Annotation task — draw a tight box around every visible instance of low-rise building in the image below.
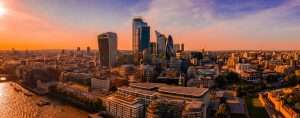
[105,95,144,118]
[91,78,110,91]
[157,86,210,118]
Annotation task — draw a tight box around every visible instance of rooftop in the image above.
[107,95,142,106]
[184,101,204,112]
[118,86,157,96]
[158,87,209,98]
[129,83,167,90]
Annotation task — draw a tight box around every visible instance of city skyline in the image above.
[1,0,300,50]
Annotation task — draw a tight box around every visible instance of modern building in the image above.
[155,31,167,57]
[157,86,210,118]
[132,17,150,63]
[98,32,118,68]
[105,95,145,118]
[90,78,110,91]
[150,42,157,56]
[117,86,157,107]
[141,65,155,82]
[165,35,175,60]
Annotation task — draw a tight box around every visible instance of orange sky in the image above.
[0,0,300,51]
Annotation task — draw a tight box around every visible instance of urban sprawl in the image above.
[1,17,300,118]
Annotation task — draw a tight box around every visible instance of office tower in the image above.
[98,32,118,68]
[165,35,175,60]
[76,47,82,57]
[132,17,150,63]
[87,46,91,54]
[150,42,157,56]
[155,31,167,57]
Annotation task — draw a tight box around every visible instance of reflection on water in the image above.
[0,82,88,118]
[0,77,6,81]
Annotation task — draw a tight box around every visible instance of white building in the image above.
[105,95,144,118]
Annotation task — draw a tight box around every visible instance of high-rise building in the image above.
[77,47,81,52]
[132,17,150,63]
[150,42,157,56]
[166,35,175,60]
[98,32,118,68]
[155,31,167,57]
[87,46,91,53]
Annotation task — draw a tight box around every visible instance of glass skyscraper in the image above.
[132,17,150,63]
[98,32,118,68]
[155,31,167,58]
[166,35,175,60]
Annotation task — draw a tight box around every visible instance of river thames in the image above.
[0,81,88,118]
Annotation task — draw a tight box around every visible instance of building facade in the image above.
[155,31,167,58]
[132,17,150,64]
[98,32,118,68]
[105,95,145,118]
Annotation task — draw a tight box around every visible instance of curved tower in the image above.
[165,35,175,60]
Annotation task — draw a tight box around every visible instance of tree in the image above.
[147,99,183,118]
[215,75,226,88]
[295,102,300,111]
[215,103,231,118]
[284,73,299,86]
[265,74,280,83]
[224,72,239,83]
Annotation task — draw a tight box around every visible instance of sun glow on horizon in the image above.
[0,2,6,17]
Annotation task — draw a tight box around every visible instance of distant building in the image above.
[132,17,150,64]
[165,35,175,60]
[98,32,118,68]
[90,78,110,91]
[150,42,157,56]
[86,46,91,55]
[235,63,252,73]
[141,65,155,82]
[174,43,184,52]
[155,31,167,58]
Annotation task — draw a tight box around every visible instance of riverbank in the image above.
[48,85,104,113]
[14,81,47,95]
[0,82,88,118]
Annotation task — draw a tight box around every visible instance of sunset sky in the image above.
[0,0,300,50]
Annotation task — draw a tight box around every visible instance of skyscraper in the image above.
[155,31,167,58]
[166,35,175,60]
[132,17,150,64]
[98,32,118,68]
[150,42,157,56]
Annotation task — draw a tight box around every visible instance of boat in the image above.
[13,87,21,92]
[36,99,51,107]
[24,92,34,97]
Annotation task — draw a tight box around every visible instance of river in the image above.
[0,80,88,118]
